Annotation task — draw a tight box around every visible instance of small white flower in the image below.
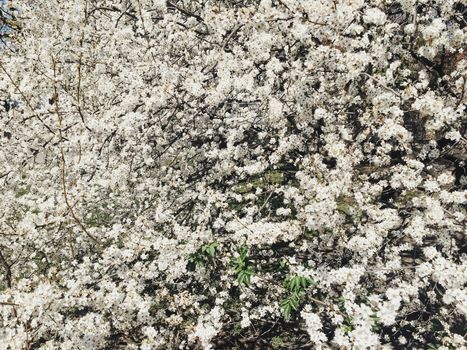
[363,8,387,26]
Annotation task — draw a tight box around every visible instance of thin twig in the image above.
[0,61,56,135]
[76,0,92,131]
[51,56,101,247]
[0,248,12,288]
[221,24,243,52]
[0,301,19,306]
[360,72,401,97]
[167,1,204,22]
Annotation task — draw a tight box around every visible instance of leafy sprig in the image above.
[233,244,254,286]
[280,274,316,319]
[187,242,219,269]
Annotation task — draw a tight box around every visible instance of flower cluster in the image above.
[0,0,466,349]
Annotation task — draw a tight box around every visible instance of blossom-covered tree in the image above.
[0,0,466,349]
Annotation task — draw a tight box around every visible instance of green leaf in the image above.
[237,267,254,285]
[233,244,254,286]
[279,258,287,272]
[280,298,293,319]
[280,291,304,318]
[289,294,299,309]
[203,242,218,257]
[285,275,314,293]
[370,314,381,331]
[343,316,354,334]
[239,244,248,260]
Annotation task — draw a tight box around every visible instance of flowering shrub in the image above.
[0,0,466,349]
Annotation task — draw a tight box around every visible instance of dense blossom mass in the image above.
[0,0,466,349]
